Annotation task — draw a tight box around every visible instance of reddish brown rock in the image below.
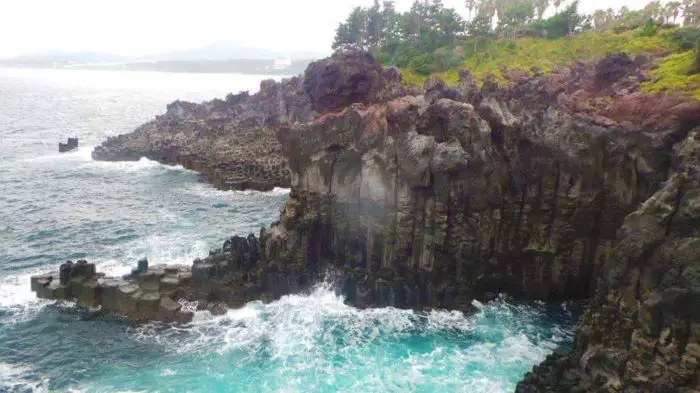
[303,50,384,114]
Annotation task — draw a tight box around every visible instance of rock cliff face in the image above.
[516,132,700,392]
[260,53,700,312]
[92,76,314,191]
[35,51,700,391]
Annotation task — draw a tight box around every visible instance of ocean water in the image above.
[0,67,579,393]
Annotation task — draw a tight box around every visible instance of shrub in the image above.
[434,47,462,72]
[669,27,700,51]
[409,52,438,75]
[635,19,658,37]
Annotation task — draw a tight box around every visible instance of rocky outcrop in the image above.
[35,51,700,390]
[31,259,194,323]
[303,50,414,114]
[92,76,314,191]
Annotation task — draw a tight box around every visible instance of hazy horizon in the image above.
[1,0,653,58]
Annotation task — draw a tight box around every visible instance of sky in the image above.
[0,0,653,58]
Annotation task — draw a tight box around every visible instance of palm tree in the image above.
[593,9,607,29]
[535,0,549,19]
[553,0,563,13]
[478,0,496,19]
[494,0,509,20]
[682,0,694,25]
[643,1,662,21]
[666,1,681,24]
[465,0,478,20]
[605,8,616,25]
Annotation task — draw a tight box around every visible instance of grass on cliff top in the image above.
[398,28,699,100]
[641,51,700,100]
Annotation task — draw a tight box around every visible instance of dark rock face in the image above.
[92,76,314,191]
[34,51,700,391]
[303,50,384,114]
[59,137,78,153]
[516,130,700,392]
[594,53,634,90]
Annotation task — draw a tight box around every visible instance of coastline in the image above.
[32,50,700,392]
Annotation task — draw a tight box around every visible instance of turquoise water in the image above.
[0,67,579,393]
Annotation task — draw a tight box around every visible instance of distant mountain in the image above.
[0,44,325,75]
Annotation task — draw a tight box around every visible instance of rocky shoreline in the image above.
[33,50,700,392]
[91,77,313,191]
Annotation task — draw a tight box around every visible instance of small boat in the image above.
[59,137,79,153]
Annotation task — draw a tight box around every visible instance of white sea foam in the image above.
[185,182,291,199]
[23,144,95,164]
[125,284,569,393]
[0,362,50,393]
[0,270,51,324]
[87,156,189,174]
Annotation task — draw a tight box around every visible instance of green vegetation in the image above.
[332,0,700,99]
[431,29,678,86]
[642,48,700,99]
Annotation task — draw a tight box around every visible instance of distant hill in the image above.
[0,43,325,75]
[146,42,325,61]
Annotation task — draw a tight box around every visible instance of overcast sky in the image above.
[0,0,653,58]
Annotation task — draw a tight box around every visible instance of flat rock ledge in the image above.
[31,260,194,323]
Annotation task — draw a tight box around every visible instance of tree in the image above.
[332,7,369,51]
[381,1,400,41]
[605,8,616,25]
[529,1,589,37]
[689,0,700,26]
[553,0,563,13]
[617,6,630,22]
[666,1,682,24]
[401,0,425,42]
[535,0,550,19]
[465,0,478,20]
[469,10,493,51]
[499,0,535,39]
[479,0,497,19]
[593,9,607,29]
[366,0,383,48]
[643,1,662,22]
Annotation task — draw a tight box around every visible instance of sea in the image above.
[0,67,579,393]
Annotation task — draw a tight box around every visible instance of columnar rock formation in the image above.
[31,259,194,323]
[34,51,700,391]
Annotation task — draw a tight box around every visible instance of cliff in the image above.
[92,76,314,191]
[35,51,700,391]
